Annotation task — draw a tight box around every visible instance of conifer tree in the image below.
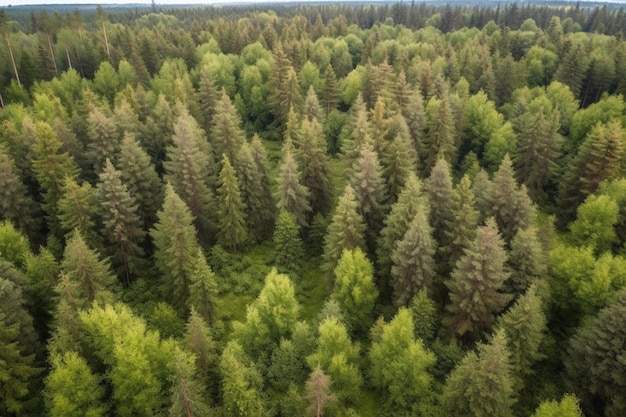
[86,104,121,175]
[97,159,145,286]
[444,218,510,340]
[321,64,339,116]
[472,169,493,222]
[332,248,378,335]
[506,227,546,295]
[57,177,99,247]
[422,95,456,173]
[220,340,265,417]
[60,230,116,309]
[369,309,436,416]
[377,174,428,289]
[0,149,39,238]
[143,94,175,174]
[118,134,163,231]
[489,154,534,243]
[296,118,333,216]
[168,348,211,417]
[184,308,216,385]
[497,284,546,391]
[211,91,247,169]
[188,249,218,325]
[273,209,304,274]
[444,174,479,269]
[531,395,584,417]
[381,127,418,204]
[151,184,202,316]
[305,366,335,417]
[250,135,276,240]
[303,86,323,123]
[340,97,372,169]
[164,106,216,242]
[425,158,455,257]
[198,65,218,132]
[350,144,387,254]
[323,185,367,274]
[217,154,247,252]
[45,351,106,417]
[390,208,436,307]
[276,145,311,228]
[307,318,362,404]
[441,330,515,417]
[403,90,426,169]
[566,289,626,417]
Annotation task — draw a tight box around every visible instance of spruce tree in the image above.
[444,174,479,269]
[86,104,120,175]
[220,340,265,417]
[349,144,387,255]
[211,91,247,169]
[332,248,378,335]
[303,85,324,123]
[0,149,39,238]
[118,134,163,231]
[441,330,515,417]
[275,145,311,228]
[305,366,335,417]
[322,185,367,274]
[97,158,145,286]
[151,184,202,316]
[198,65,218,133]
[390,208,436,307]
[164,106,216,242]
[444,218,511,341]
[184,308,216,386]
[381,127,418,204]
[531,395,584,417]
[250,135,276,240]
[425,158,455,270]
[273,209,304,274]
[57,177,99,247]
[168,348,211,417]
[188,249,218,325]
[321,64,340,116]
[422,95,456,174]
[506,227,546,295]
[217,154,248,252]
[296,118,332,216]
[234,141,269,242]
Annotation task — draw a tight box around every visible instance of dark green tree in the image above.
[422,95,456,174]
[425,158,455,263]
[273,209,303,274]
[57,177,99,247]
[444,218,510,341]
[86,104,120,175]
[250,135,276,240]
[188,249,218,325]
[217,154,247,252]
[211,91,246,169]
[97,158,145,286]
[276,145,311,228]
[444,174,479,269]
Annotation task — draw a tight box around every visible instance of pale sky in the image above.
[0,0,254,6]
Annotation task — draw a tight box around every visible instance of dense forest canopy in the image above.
[1,2,626,417]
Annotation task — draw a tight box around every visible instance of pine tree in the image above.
[506,227,546,295]
[45,351,106,417]
[164,106,216,242]
[425,158,455,262]
[220,340,265,417]
[350,144,387,255]
[381,126,418,204]
[0,149,39,238]
[118,134,163,231]
[296,118,332,216]
[390,208,436,307]
[441,330,515,417]
[444,174,479,269]
[369,309,436,416]
[151,184,202,316]
[332,248,378,335]
[497,284,546,391]
[143,94,175,174]
[97,158,145,286]
[217,154,247,252]
[211,91,247,169]
[198,65,218,133]
[273,209,304,274]
[184,308,216,386]
[86,104,121,175]
[323,185,367,274]
[444,218,511,341]
[303,86,323,123]
[422,95,456,174]
[321,64,340,116]
[340,96,372,169]
[275,145,311,228]
[305,366,335,417]
[472,169,493,221]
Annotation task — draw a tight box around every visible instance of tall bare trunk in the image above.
[46,33,58,76]
[65,46,72,69]
[4,31,21,87]
[102,22,111,61]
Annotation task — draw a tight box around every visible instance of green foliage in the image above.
[569,194,619,254]
[273,209,303,274]
[220,340,265,417]
[217,154,248,252]
[369,308,436,416]
[276,145,311,228]
[305,366,336,417]
[57,177,99,246]
[168,347,212,417]
[531,395,583,417]
[332,248,378,335]
[0,221,31,269]
[45,351,106,417]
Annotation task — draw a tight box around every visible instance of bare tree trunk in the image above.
[4,31,21,87]
[0,92,4,108]
[65,46,72,69]
[102,22,111,61]
[46,33,58,76]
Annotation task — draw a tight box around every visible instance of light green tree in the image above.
[217,154,248,252]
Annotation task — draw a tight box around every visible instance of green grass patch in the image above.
[295,257,329,323]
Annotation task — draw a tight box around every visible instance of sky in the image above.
[0,0,262,6]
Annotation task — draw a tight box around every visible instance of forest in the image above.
[1,2,626,417]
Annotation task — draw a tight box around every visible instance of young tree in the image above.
[273,209,304,273]
[369,309,436,417]
[441,330,515,417]
[390,208,436,307]
[0,150,39,238]
[184,308,216,385]
[425,158,455,265]
[444,218,510,341]
[97,159,145,286]
[57,177,99,247]
[211,91,246,169]
[220,340,265,417]
[381,126,418,204]
[422,95,456,173]
[531,395,584,417]
[188,249,218,325]
[332,248,378,335]
[296,118,332,216]
[250,135,276,240]
[305,366,335,417]
[569,194,619,254]
[86,104,120,175]
[322,185,367,274]
[45,351,106,417]
[217,154,247,252]
[506,227,546,295]
[444,174,479,269]
[168,347,211,417]
[276,145,311,228]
